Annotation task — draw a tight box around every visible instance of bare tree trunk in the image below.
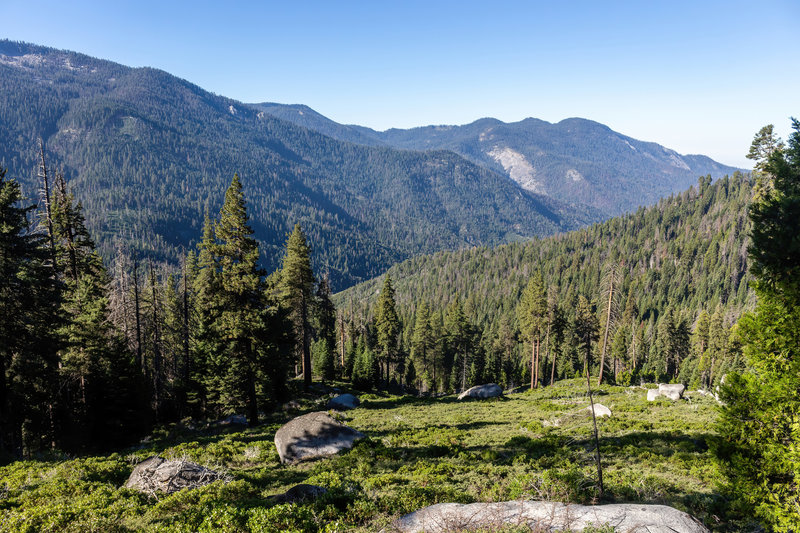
[37,141,57,272]
[245,342,258,427]
[181,257,190,414]
[597,280,614,386]
[301,292,311,391]
[544,323,551,386]
[55,171,78,282]
[529,338,536,390]
[132,254,143,376]
[461,346,467,392]
[585,350,604,499]
[339,314,346,370]
[432,349,437,395]
[149,262,162,418]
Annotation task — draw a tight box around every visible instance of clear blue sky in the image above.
[2,0,798,167]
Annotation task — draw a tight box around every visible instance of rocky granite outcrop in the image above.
[386,501,709,533]
[125,456,227,495]
[647,383,686,401]
[457,384,503,400]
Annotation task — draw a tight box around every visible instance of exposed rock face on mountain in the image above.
[124,456,227,495]
[387,501,709,533]
[257,104,743,218]
[457,384,503,400]
[274,411,365,464]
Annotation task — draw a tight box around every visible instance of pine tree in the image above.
[314,275,337,381]
[191,210,220,416]
[517,271,547,389]
[411,302,434,391]
[0,167,60,456]
[716,119,800,531]
[574,295,599,377]
[214,174,268,426]
[375,275,400,386]
[278,224,315,391]
[691,310,711,389]
[444,298,471,392]
[51,171,134,450]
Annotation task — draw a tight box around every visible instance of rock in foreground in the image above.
[274,411,365,464]
[125,456,227,495]
[387,501,708,533]
[458,384,503,400]
[327,393,360,410]
[647,383,686,401]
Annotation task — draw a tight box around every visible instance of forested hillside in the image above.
[258,104,742,216]
[0,40,586,290]
[335,172,753,393]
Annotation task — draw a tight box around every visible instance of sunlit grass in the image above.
[0,379,729,532]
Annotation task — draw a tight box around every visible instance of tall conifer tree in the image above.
[375,275,400,386]
[517,271,547,389]
[0,167,59,456]
[278,224,315,391]
[214,174,267,425]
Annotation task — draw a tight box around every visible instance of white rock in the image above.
[647,383,685,401]
[458,384,503,400]
[386,501,709,533]
[584,402,612,417]
[658,383,685,400]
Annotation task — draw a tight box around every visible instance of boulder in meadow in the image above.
[274,411,365,464]
[457,384,502,400]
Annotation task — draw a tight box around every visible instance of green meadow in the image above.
[0,380,731,532]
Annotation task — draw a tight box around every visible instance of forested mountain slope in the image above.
[337,172,754,342]
[259,104,742,217]
[0,40,588,290]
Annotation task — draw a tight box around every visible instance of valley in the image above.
[0,33,798,533]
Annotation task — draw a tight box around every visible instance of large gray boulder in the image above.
[458,384,503,400]
[327,393,360,411]
[274,411,365,464]
[124,456,227,495]
[387,501,708,533]
[648,383,686,401]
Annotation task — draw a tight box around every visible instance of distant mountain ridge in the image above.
[254,104,743,216]
[0,40,587,290]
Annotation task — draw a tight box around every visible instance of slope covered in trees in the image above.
[0,154,326,456]
[335,172,753,392]
[257,104,742,217]
[0,40,589,290]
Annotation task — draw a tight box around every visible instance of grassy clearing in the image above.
[0,379,731,532]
